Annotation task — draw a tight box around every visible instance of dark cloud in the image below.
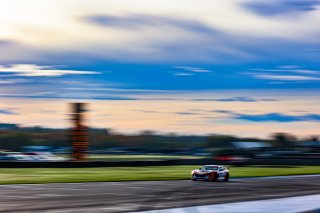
[84,14,216,34]
[176,112,200,115]
[191,97,278,102]
[212,110,234,114]
[243,0,320,16]
[215,97,256,102]
[0,109,16,115]
[209,110,320,122]
[233,113,320,122]
[132,110,160,114]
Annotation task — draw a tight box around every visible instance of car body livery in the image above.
[191,165,229,181]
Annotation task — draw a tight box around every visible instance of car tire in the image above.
[224,173,229,182]
[212,173,218,182]
[192,174,197,181]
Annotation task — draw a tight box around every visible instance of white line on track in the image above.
[233,174,320,181]
[138,194,320,213]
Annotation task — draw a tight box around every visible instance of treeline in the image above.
[0,126,317,152]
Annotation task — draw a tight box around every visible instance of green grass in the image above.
[0,166,319,184]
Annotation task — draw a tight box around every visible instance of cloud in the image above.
[0,0,319,65]
[174,66,212,73]
[0,79,30,84]
[0,93,139,100]
[213,110,320,122]
[191,97,277,102]
[292,70,320,75]
[85,14,216,34]
[0,109,16,115]
[277,65,300,69]
[0,64,101,77]
[64,87,171,93]
[215,97,258,102]
[250,68,320,75]
[172,66,212,77]
[233,113,320,122]
[243,0,320,16]
[252,74,320,81]
[173,72,194,76]
[176,112,200,115]
[246,66,320,82]
[133,110,160,114]
[212,110,234,114]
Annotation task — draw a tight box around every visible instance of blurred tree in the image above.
[301,135,319,143]
[309,135,319,142]
[206,135,237,148]
[0,132,34,151]
[270,132,297,148]
[0,126,267,153]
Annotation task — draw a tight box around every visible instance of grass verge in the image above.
[0,166,319,184]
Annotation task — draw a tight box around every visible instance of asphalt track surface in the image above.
[0,175,319,213]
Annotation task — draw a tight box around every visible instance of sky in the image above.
[0,0,320,138]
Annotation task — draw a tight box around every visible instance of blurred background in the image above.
[1,0,320,212]
[0,112,319,163]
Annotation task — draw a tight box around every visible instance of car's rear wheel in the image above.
[224,173,229,182]
[212,173,218,181]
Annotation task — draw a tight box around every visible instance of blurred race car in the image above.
[191,165,229,181]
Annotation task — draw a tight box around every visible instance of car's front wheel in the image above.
[192,174,197,181]
[224,173,229,182]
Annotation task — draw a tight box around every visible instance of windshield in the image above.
[204,166,219,170]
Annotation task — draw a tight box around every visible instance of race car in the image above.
[191,165,229,181]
